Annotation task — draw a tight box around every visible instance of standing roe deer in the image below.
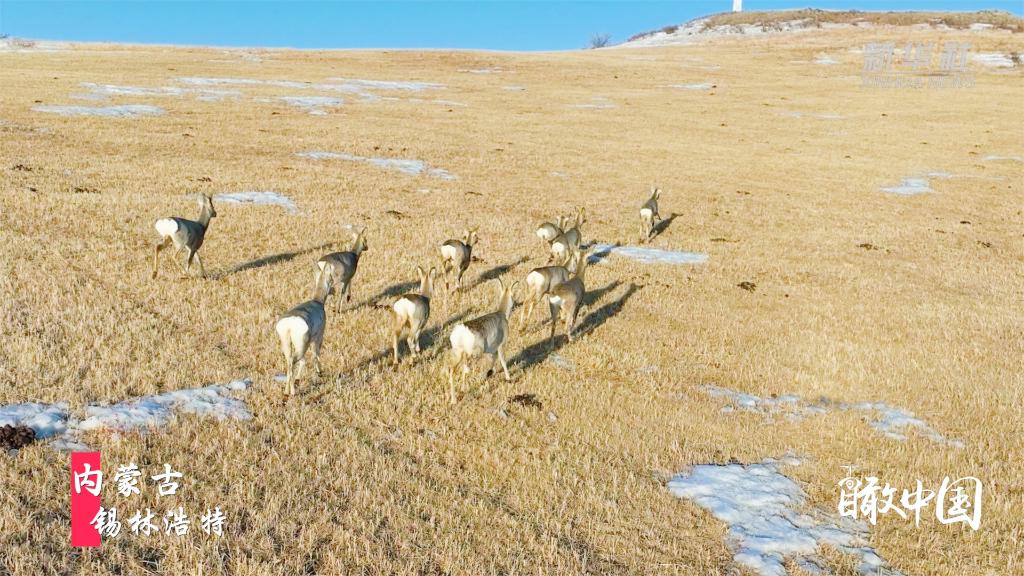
[152,194,217,279]
[447,279,518,403]
[391,266,437,365]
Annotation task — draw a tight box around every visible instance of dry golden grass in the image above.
[702,9,1024,32]
[0,23,1021,575]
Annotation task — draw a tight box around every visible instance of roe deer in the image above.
[439,227,478,291]
[549,207,585,267]
[152,194,217,279]
[546,248,590,346]
[391,266,437,365]
[275,269,333,397]
[518,264,571,331]
[535,216,565,244]
[316,227,368,310]
[639,187,661,243]
[447,279,518,404]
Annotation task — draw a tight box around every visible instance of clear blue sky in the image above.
[1,1,1021,51]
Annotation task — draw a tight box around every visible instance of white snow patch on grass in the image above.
[880,177,932,195]
[699,384,963,447]
[459,67,503,74]
[502,85,526,91]
[982,154,1023,162]
[278,96,343,115]
[667,82,714,90]
[80,82,240,101]
[588,244,708,265]
[814,54,840,65]
[0,402,71,439]
[33,104,165,118]
[215,192,299,214]
[569,97,616,110]
[971,53,1016,68]
[668,459,899,576]
[297,151,457,180]
[0,379,252,450]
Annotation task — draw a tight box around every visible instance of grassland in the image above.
[0,21,1022,575]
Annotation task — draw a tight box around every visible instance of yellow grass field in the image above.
[1,20,1022,575]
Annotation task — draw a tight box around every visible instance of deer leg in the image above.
[151,238,170,279]
[548,301,559,347]
[447,355,460,404]
[193,252,206,279]
[497,346,510,381]
[392,326,402,366]
[485,352,497,379]
[312,336,323,378]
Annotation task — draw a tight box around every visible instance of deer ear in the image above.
[416,265,425,279]
[429,267,437,278]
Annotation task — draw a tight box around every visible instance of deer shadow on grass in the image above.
[213,241,337,279]
[509,282,641,373]
[650,212,680,240]
[467,255,530,289]
[348,280,420,312]
[346,309,472,373]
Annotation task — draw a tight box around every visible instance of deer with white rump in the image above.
[315,227,368,310]
[639,187,661,243]
[391,266,437,365]
[549,207,585,268]
[275,269,333,398]
[518,262,571,332]
[447,278,518,404]
[152,194,217,279]
[546,248,590,346]
[439,227,478,292]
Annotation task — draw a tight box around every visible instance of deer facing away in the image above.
[152,194,217,279]
[275,268,333,397]
[439,227,478,291]
[639,187,661,243]
[447,278,518,404]
[391,266,437,365]
[546,248,590,346]
[316,227,368,310]
[518,264,571,332]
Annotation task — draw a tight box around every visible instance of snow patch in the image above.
[667,82,714,90]
[668,458,900,576]
[215,192,299,214]
[880,177,932,195]
[982,154,1023,162]
[588,244,708,265]
[297,151,457,180]
[33,104,165,118]
[699,384,963,447]
[814,54,840,65]
[971,53,1016,68]
[278,96,343,115]
[0,379,252,450]
[568,97,616,110]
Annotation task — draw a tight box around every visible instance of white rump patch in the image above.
[154,218,179,237]
[393,297,417,319]
[439,244,459,261]
[526,270,545,289]
[33,104,165,118]
[669,458,901,576]
[449,324,478,354]
[297,151,457,180]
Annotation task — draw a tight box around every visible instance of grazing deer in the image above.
[546,248,590,346]
[439,227,478,291]
[639,187,662,243]
[447,279,518,404]
[151,194,217,279]
[316,227,368,310]
[518,264,571,331]
[549,207,585,267]
[275,269,333,397]
[391,266,437,365]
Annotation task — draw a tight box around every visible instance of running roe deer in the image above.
[151,194,217,279]
[549,207,585,267]
[518,264,571,331]
[316,227,368,310]
[546,248,590,346]
[439,227,478,291]
[639,187,661,243]
[275,268,333,397]
[447,278,518,404]
[391,266,437,365]
[535,216,566,244]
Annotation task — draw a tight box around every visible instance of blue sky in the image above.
[1,1,1021,51]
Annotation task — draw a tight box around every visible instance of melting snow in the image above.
[278,96,343,115]
[699,384,963,447]
[0,379,252,450]
[667,82,714,90]
[982,154,1023,162]
[880,177,932,195]
[215,191,299,214]
[569,97,616,110]
[33,104,165,118]
[668,458,900,576]
[588,244,708,265]
[297,151,457,180]
[814,54,840,65]
[971,53,1016,68]
[502,85,526,91]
